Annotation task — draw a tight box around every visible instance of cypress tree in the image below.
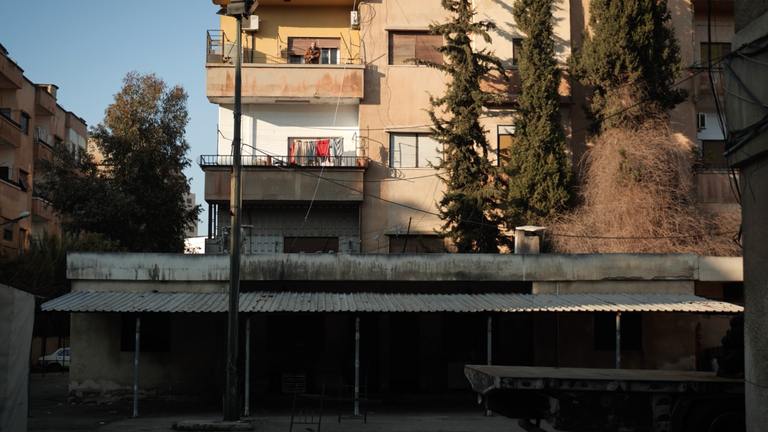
[506,0,573,227]
[412,0,508,253]
[568,0,687,131]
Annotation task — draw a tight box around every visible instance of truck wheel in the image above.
[684,400,745,432]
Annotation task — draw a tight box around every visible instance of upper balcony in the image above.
[0,52,23,90]
[35,85,57,116]
[205,3,363,103]
[199,154,368,203]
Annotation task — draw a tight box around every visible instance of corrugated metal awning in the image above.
[41,291,743,314]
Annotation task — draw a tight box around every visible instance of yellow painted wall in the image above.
[220,6,360,64]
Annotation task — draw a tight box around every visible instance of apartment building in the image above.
[0,44,87,255]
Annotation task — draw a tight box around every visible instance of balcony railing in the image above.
[206,30,362,66]
[34,125,52,146]
[199,154,368,168]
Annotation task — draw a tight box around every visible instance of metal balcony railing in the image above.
[199,154,368,168]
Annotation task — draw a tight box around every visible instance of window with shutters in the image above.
[389,133,441,168]
[389,31,443,65]
[512,38,523,66]
[496,125,515,166]
[287,37,341,64]
[700,42,731,67]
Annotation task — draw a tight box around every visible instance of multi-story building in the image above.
[0,43,87,255]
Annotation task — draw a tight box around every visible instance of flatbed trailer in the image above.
[465,365,744,432]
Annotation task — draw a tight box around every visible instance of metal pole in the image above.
[245,316,250,417]
[486,315,492,417]
[224,15,244,422]
[616,313,621,370]
[133,317,141,418]
[355,316,360,416]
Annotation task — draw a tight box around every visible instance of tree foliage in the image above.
[40,72,199,253]
[568,0,687,131]
[506,0,573,227]
[413,0,508,253]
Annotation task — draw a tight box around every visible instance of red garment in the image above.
[316,139,330,161]
[290,141,296,163]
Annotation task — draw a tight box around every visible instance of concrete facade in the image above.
[725,5,768,429]
[0,44,87,254]
[62,252,742,400]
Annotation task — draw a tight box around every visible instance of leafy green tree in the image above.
[40,72,199,252]
[413,0,508,253]
[506,0,573,227]
[568,0,687,131]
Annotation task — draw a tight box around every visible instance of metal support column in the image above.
[224,15,244,422]
[486,315,492,417]
[616,313,621,369]
[245,316,250,417]
[355,316,360,416]
[133,317,141,418]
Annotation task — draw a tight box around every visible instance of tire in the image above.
[684,399,745,432]
[47,362,62,373]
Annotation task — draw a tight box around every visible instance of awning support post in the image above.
[616,313,621,369]
[486,315,492,417]
[355,315,360,416]
[133,317,141,418]
[245,316,250,417]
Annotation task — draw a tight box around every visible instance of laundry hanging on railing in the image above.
[290,138,346,166]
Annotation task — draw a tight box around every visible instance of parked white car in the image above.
[38,347,70,372]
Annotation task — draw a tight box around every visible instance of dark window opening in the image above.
[284,237,339,253]
[723,282,744,304]
[3,227,12,242]
[20,112,30,135]
[512,38,523,66]
[700,42,732,67]
[120,313,172,352]
[388,235,446,253]
[594,313,642,351]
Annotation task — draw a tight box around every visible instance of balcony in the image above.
[31,197,55,222]
[205,28,364,103]
[200,154,367,203]
[694,69,724,100]
[0,114,21,148]
[35,86,57,116]
[0,53,23,89]
[33,139,54,163]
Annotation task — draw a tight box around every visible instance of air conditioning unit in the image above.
[697,113,707,129]
[351,11,360,28]
[243,15,259,32]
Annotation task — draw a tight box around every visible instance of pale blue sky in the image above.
[0,1,222,236]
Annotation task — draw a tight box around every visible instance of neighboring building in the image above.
[184,192,198,238]
[0,43,88,255]
[45,253,742,400]
[201,0,737,253]
[724,1,768,428]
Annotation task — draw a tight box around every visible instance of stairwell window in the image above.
[389,31,443,65]
[389,133,440,168]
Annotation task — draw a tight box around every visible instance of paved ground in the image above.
[28,373,556,432]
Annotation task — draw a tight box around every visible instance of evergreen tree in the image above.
[40,72,199,252]
[412,0,507,253]
[568,0,687,131]
[507,0,573,227]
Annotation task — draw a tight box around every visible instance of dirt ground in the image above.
[27,372,555,432]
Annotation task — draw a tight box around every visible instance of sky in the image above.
[0,1,222,236]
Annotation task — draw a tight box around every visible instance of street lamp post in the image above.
[217,0,258,422]
[1,211,30,231]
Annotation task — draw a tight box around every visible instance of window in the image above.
[512,38,523,66]
[594,313,642,351]
[3,225,12,242]
[0,109,10,120]
[496,125,515,166]
[700,42,732,67]
[287,37,341,64]
[389,31,443,65]
[20,112,30,135]
[389,133,440,168]
[388,235,446,253]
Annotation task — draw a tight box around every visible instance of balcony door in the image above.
[288,37,341,64]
